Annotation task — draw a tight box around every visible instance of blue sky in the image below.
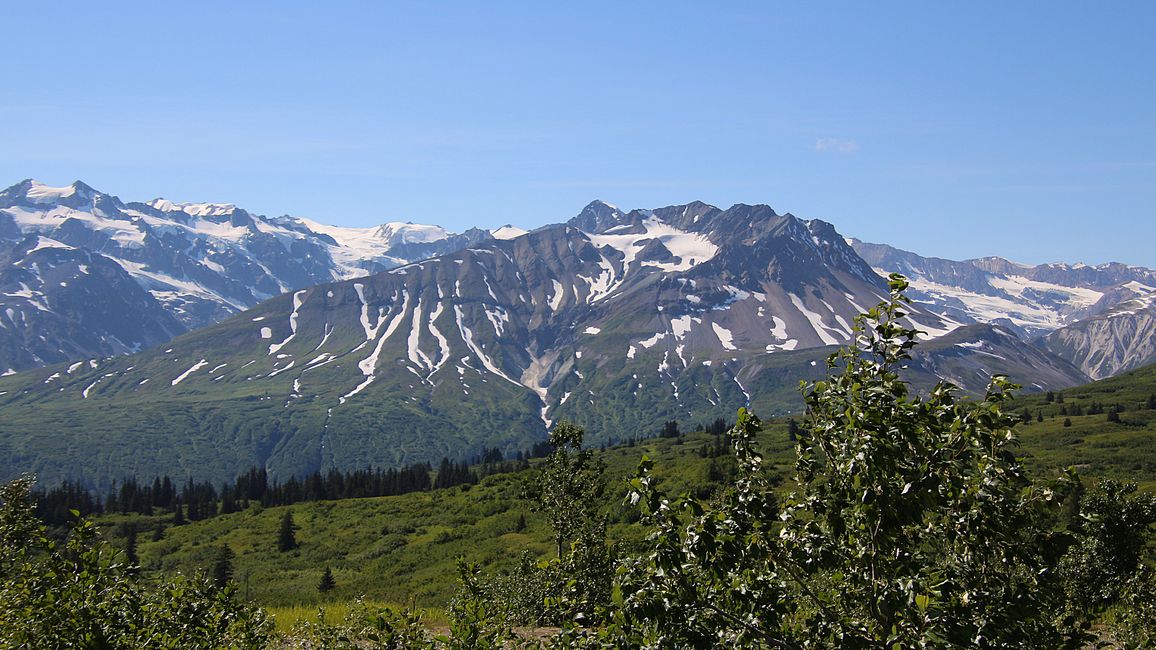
[2,2,1153,266]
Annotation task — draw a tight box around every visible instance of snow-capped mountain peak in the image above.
[0,179,492,371]
[147,198,239,218]
[24,180,88,203]
[4,179,101,208]
[491,225,528,240]
[373,222,452,245]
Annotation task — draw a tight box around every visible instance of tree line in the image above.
[31,446,538,527]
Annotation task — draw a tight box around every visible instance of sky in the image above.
[2,2,1153,266]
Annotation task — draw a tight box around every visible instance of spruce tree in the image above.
[317,566,336,593]
[277,511,298,552]
[123,525,138,575]
[211,544,234,589]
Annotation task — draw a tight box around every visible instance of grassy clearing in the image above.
[265,600,447,633]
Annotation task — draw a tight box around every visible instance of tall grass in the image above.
[266,600,447,633]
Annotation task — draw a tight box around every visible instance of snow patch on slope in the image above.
[712,322,737,350]
[268,290,306,355]
[171,359,208,386]
[789,293,842,346]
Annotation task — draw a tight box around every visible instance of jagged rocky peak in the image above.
[2,179,103,210]
[574,200,783,239]
[567,199,627,232]
[563,200,883,294]
[491,224,528,240]
[647,201,724,232]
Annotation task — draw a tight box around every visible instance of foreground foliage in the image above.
[0,475,271,648]
[554,276,1156,648]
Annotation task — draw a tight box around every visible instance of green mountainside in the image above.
[82,362,1156,613]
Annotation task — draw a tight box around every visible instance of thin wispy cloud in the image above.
[814,137,859,154]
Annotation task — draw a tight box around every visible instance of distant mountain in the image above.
[851,240,1156,336]
[0,201,1087,488]
[851,239,1156,377]
[0,236,184,370]
[1040,292,1156,380]
[0,179,489,372]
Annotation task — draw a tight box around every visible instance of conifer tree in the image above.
[211,544,234,589]
[277,511,298,552]
[317,566,336,593]
[123,524,138,575]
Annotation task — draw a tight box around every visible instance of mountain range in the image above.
[851,240,1156,378]
[5,186,1136,488]
[0,179,497,373]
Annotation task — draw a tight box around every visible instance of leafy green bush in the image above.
[0,474,271,648]
[450,421,614,629]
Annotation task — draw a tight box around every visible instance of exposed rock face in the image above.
[1041,296,1156,379]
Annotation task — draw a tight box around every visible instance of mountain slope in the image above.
[851,239,1156,339]
[0,202,1088,488]
[1040,291,1156,379]
[0,179,489,372]
[0,235,185,372]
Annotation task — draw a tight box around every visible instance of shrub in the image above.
[0,475,271,647]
